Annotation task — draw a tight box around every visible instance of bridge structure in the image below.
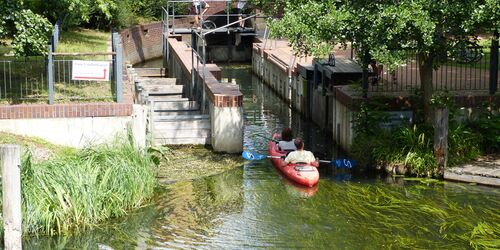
[131,0,260,153]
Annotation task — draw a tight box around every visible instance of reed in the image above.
[1,136,158,236]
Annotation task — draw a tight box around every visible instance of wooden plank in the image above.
[1,145,22,250]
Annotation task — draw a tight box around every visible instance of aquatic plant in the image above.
[1,136,158,236]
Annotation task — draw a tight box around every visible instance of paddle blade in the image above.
[333,159,356,169]
[242,151,267,161]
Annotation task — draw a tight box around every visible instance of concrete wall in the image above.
[210,106,244,152]
[252,46,355,151]
[0,105,147,148]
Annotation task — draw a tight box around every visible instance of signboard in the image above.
[380,111,413,129]
[72,60,110,81]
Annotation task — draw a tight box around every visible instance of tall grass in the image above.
[1,136,158,236]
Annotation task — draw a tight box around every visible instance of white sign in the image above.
[380,111,413,129]
[72,60,110,81]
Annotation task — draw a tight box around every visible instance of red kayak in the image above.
[268,133,319,187]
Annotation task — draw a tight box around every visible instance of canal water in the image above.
[26,64,499,249]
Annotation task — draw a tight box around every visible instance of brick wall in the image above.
[0,103,133,120]
[120,22,164,65]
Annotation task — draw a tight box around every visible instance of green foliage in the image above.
[12,9,52,56]
[0,136,158,236]
[430,91,455,109]
[351,101,390,136]
[350,102,487,177]
[465,104,500,153]
[0,1,52,56]
[448,124,482,166]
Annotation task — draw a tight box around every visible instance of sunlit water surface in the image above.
[26,64,499,249]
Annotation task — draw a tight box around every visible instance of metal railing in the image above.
[162,0,259,114]
[367,49,500,94]
[191,15,258,114]
[46,32,123,104]
[0,20,124,104]
[162,0,257,66]
[0,57,47,103]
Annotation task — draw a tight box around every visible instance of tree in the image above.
[0,1,52,56]
[265,0,500,123]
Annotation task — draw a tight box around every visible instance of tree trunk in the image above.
[418,52,434,125]
[434,108,448,176]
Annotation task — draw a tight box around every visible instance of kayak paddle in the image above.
[242,151,356,169]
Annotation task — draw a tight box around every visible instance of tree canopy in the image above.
[1,0,169,56]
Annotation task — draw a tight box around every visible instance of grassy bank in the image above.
[57,28,110,53]
[0,135,158,236]
[0,132,74,162]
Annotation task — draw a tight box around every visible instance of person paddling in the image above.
[278,127,296,151]
[281,138,319,167]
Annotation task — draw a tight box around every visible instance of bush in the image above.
[465,105,500,153]
[0,136,158,236]
[350,101,485,177]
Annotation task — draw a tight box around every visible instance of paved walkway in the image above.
[444,154,500,187]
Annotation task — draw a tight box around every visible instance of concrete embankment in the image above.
[444,155,500,187]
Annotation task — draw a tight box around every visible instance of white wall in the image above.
[0,105,148,149]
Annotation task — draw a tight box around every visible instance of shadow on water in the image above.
[25,64,500,249]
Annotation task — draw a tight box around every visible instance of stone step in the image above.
[132,68,168,78]
[154,128,211,139]
[153,101,200,111]
[153,114,209,122]
[153,137,211,146]
[147,96,186,101]
[153,119,210,130]
[153,110,202,116]
[135,77,176,85]
[141,85,183,95]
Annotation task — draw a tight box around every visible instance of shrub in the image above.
[0,136,158,236]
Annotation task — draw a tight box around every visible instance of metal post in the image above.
[1,145,22,250]
[172,4,176,35]
[191,30,196,99]
[202,34,207,114]
[114,32,124,103]
[227,1,230,33]
[48,45,54,104]
[490,30,499,95]
[54,22,59,51]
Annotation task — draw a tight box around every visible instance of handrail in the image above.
[202,14,258,35]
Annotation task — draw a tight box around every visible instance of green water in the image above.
[26,64,500,249]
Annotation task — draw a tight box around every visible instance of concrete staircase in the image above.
[134,75,211,146]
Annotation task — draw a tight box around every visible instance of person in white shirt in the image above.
[282,138,319,167]
[278,127,296,151]
[193,0,210,29]
[235,0,247,30]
